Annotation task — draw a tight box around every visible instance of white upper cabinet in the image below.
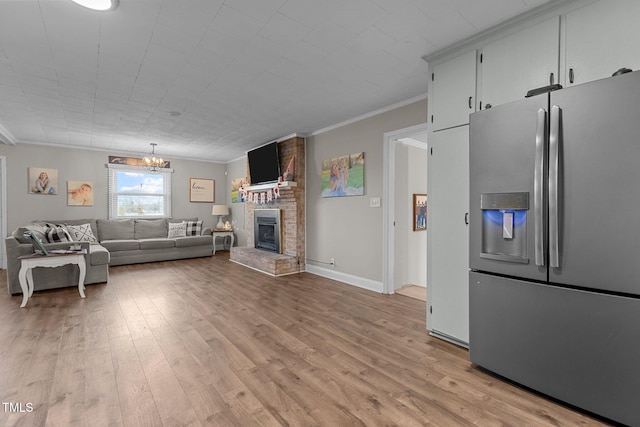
[565,0,640,86]
[481,17,560,109]
[429,50,477,131]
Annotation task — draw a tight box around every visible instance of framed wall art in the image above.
[29,167,58,195]
[321,152,365,198]
[190,178,215,203]
[413,194,427,231]
[231,177,246,203]
[68,181,94,206]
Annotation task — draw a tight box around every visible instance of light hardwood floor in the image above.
[395,285,427,302]
[0,253,610,426]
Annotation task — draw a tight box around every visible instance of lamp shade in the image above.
[211,205,229,216]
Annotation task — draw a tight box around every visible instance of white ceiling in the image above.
[0,0,551,163]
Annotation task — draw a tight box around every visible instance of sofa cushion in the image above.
[134,219,168,239]
[185,220,203,236]
[139,238,176,250]
[45,224,73,243]
[169,217,197,224]
[89,244,110,266]
[14,224,47,244]
[100,239,140,252]
[66,223,98,242]
[167,221,187,238]
[175,235,212,248]
[48,219,98,239]
[97,219,134,241]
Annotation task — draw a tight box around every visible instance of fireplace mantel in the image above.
[243,181,297,192]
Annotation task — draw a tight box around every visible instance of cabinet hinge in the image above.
[431,72,434,82]
[430,147,433,155]
[430,115,434,124]
[480,53,483,63]
[430,305,433,314]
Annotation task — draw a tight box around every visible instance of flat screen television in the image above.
[247,141,281,185]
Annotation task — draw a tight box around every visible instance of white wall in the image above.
[226,156,249,247]
[305,101,426,288]
[0,143,227,232]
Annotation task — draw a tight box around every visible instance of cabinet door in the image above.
[427,125,469,346]
[481,17,559,108]
[429,50,476,131]
[565,0,640,86]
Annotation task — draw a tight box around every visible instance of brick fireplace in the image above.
[230,136,305,276]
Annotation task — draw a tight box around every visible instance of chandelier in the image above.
[143,143,165,173]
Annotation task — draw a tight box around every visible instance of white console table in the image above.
[17,250,87,308]
[212,230,235,255]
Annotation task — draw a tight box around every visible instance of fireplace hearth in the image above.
[230,135,305,276]
[254,209,281,253]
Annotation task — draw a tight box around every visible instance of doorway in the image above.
[382,124,428,298]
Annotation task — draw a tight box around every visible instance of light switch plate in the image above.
[370,197,381,208]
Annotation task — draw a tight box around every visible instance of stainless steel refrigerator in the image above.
[468,70,640,426]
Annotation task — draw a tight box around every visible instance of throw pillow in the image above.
[185,220,203,236]
[67,223,98,242]
[24,224,48,243]
[167,221,187,238]
[45,223,73,243]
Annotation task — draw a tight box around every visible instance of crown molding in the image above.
[309,93,427,137]
[0,124,16,145]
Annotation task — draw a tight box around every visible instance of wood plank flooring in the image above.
[395,285,427,302]
[0,253,611,426]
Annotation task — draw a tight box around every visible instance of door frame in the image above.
[0,156,6,269]
[382,123,428,294]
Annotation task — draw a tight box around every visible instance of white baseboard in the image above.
[305,264,383,293]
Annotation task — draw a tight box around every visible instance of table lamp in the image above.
[211,205,229,229]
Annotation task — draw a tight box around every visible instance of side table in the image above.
[212,229,234,255]
[17,250,87,308]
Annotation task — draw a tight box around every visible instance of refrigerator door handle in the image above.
[549,105,561,268]
[534,108,546,266]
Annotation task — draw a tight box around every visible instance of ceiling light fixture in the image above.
[70,0,119,11]
[143,143,166,173]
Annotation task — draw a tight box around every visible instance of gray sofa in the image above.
[5,217,212,295]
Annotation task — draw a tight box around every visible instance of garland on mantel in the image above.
[239,181,281,205]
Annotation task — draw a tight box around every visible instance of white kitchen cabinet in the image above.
[565,0,640,86]
[427,125,469,346]
[481,17,560,109]
[429,50,477,131]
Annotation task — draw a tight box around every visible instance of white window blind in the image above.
[107,164,172,219]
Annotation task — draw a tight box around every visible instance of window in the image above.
[108,164,172,218]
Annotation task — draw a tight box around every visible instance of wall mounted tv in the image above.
[247,141,281,185]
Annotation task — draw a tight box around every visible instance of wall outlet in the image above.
[330,257,335,266]
[370,197,381,208]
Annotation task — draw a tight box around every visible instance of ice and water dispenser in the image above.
[479,192,529,263]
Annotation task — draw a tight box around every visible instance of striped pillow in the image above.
[45,224,73,243]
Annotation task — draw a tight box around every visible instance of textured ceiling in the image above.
[0,0,551,163]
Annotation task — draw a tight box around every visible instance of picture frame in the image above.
[190,178,215,203]
[108,155,170,168]
[28,167,58,195]
[320,152,365,198]
[413,194,427,231]
[67,181,94,206]
[231,177,246,203]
